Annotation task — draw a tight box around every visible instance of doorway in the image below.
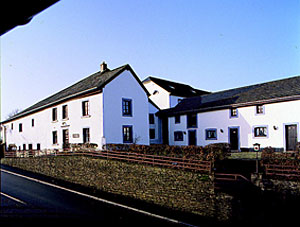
[285,124,298,151]
[229,127,239,151]
[62,129,69,149]
[188,130,197,146]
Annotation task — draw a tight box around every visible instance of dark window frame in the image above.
[149,128,155,139]
[52,131,58,144]
[19,123,23,132]
[62,105,68,119]
[174,131,184,141]
[205,128,217,140]
[123,125,133,143]
[187,113,197,128]
[253,126,268,138]
[83,128,90,143]
[230,108,238,118]
[82,101,90,117]
[175,115,181,124]
[149,114,155,124]
[52,108,58,121]
[122,98,132,117]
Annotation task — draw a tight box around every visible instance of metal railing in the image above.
[4,149,212,174]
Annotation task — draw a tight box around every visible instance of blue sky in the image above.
[1,0,300,120]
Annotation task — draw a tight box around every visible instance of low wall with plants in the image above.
[1,155,234,222]
[104,143,230,160]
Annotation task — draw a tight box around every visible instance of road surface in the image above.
[0,165,194,226]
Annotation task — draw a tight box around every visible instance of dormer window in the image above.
[153,90,159,95]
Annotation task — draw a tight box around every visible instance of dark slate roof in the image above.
[3,64,148,123]
[159,75,300,116]
[143,76,210,97]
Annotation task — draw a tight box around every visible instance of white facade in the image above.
[168,100,300,151]
[1,69,150,150]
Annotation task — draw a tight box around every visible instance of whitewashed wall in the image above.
[3,93,103,150]
[103,70,149,145]
[168,100,300,150]
[143,81,170,109]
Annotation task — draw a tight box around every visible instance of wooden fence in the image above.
[4,150,212,174]
[264,163,300,179]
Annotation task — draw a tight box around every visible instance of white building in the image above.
[142,76,209,110]
[158,76,300,151]
[1,62,150,151]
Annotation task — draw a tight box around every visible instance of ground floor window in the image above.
[205,128,217,140]
[123,125,133,143]
[254,126,268,137]
[52,131,58,144]
[174,131,184,141]
[149,128,155,139]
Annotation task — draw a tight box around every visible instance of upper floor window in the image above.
[122,99,132,117]
[175,115,181,124]
[82,101,90,116]
[62,105,68,119]
[52,108,57,121]
[149,114,155,124]
[256,105,264,114]
[187,113,197,128]
[254,126,268,138]
[230,108,238,118]
[11,123,13,130]
[19,123,23,132]
[32,119,35,127]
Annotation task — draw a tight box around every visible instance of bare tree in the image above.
[6,108,22,119]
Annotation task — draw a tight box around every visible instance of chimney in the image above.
[100,61,107,72]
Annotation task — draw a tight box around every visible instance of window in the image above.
[23,144,26,150]
[149,128,155,139]
[149,114,155,124]
[174,131,184,141]
[122,99,132,116]
[37,143,41,150]
[254,126,268,137]
[52,108,57,121]
[230,108,238,118]
[52,131,58,144]
[82,101,90,116]
[32,119,34,127]
[28,144,33,150]
[83,128,90,143]
[19,123,23,132]
[187,113,197,128]
[205,129,217,140]
[62,105,68,119]
[123,125,133,143]
[11,123,13,130]
[175,115,180,124]
[256,105,264,114]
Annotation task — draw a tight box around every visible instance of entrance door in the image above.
[62,129,69,149]
[229,127,239,151]
[188,130,197,146]
[285,124,297,151]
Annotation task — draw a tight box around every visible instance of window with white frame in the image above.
[256,105,264,114]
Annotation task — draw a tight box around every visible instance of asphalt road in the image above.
[0,165,192,227]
